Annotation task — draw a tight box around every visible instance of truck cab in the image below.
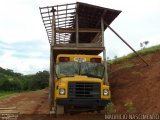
[54,54,110,114]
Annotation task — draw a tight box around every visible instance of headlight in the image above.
[103,89,109,96]
[59,88,65,95]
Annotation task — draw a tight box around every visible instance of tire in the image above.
[55,104,64,115]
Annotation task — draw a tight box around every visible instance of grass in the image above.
[111,44,160,64]
[124,100,136,113]
[132,71,143,77]
[105,102,117,114]
[0,91,16,99]
[119,63,134,69]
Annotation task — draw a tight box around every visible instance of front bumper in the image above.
[56,98,109,107]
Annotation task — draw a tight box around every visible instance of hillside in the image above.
[0,67,49,92]
[110,45,160,113]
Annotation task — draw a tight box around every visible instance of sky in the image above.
[0,0,160,74]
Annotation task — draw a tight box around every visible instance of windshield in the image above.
[56,62,79,77]
[56,62,104,79]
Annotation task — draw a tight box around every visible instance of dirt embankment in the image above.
[110,51,160,113]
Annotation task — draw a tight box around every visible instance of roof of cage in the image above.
[40,2,121,44]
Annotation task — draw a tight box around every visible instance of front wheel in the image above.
[55,104,64,115]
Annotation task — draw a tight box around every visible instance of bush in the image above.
[124,100,136,113]
[0,68,49,91]
[105,102,117,114]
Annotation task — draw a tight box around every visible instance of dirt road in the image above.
[0,89,49,114]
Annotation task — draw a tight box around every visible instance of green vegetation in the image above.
[124,100,136,113]
[132,71,143,77]
[0,67,49,92]
[105,101,137,114]
[0,91,16,99]
[112,44,160,64]
[119,63,134,69]
[105,102,117,114]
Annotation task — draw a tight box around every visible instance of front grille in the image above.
[68,82,100,99]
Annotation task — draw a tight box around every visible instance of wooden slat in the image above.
[54,7,75,12]
[55,19,73,23]
[53,47,104,50]
[55,12,75,16]
[0,110,19,114]
[55,22,73,26]
[0,107,16,110]
[54,43,102,47]
[56,28,101,33]
[91,32,101,42]
[0,107,19,117]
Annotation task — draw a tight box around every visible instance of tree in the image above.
[27,71,49,90]
[143,41,149,46]
[140,41,149,49]
[0,66,49,91]
[140,43,143,48]
[114,56,118,59]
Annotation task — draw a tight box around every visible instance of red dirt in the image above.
[0,51,160,119]
[110,51,160,114]
[0,88,49,114]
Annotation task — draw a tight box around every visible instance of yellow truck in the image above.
[40,2,121,114]
[54,54,110,114]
